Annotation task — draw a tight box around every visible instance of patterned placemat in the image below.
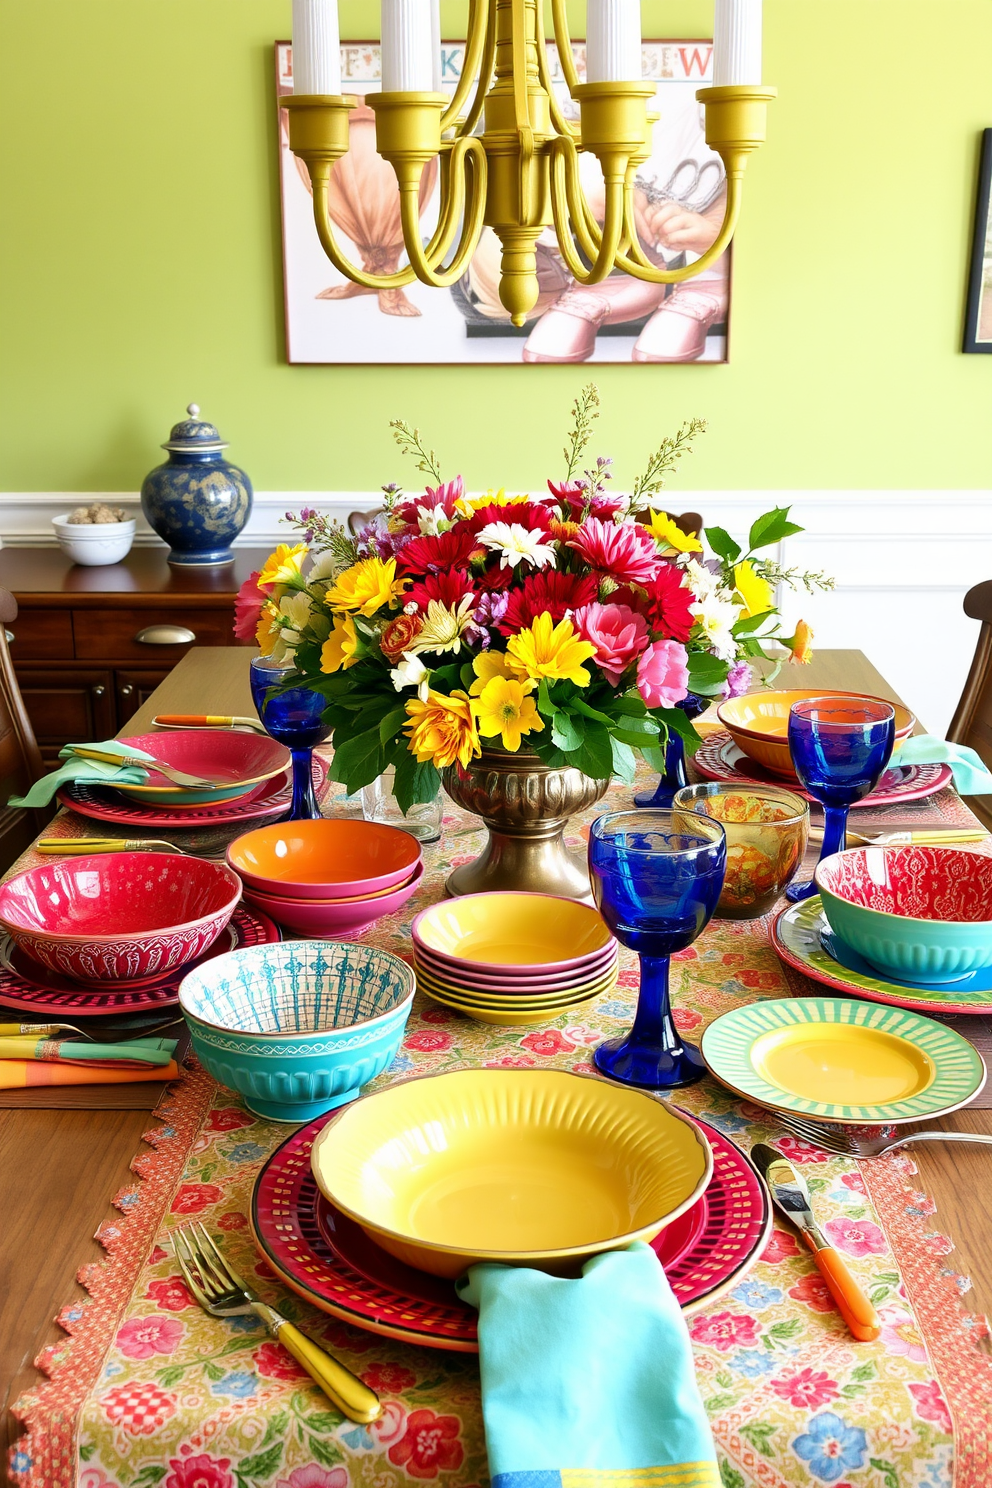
[9,768,992,1488]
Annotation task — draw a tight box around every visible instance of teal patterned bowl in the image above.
[178,941,415,1121]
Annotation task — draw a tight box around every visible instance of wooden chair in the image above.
[0,589,51,871]
[947,580,992,828]
[350,507,705,537]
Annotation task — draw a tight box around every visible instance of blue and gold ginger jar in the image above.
[141,403,253,566]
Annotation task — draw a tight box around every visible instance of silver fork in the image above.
[173,1222,381,1423]
[770,1107,992,1158]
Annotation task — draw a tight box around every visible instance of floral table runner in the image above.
[10,773,992,1488]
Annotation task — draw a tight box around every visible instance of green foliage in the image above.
[762,1317,803,1349]
[719,1460,746,1488]
[703,1392,736,1413]
[235,1442,284,1484]
[631,417,707,500]
[562,383,601,480]
[739,1422,778,1456]
[309,1434,344,1468]
[130,1469,167,1488]
[747,506,803,552]
[306,1410,345,1434]
[389,419,443,484]
[78,1444,98,1464]
[869,1458,900,1488]
[392,751,441,815]
[260,1410,290,1447]
[704,526,742,564]
[687,650,732,697]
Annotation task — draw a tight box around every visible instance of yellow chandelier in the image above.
[282,0,775,326]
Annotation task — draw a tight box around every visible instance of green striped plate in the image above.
[700,996,986,1124]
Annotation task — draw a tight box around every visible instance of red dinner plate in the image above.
[56,756,329,829]
[250,1111,771,1350]
[694,731,952,809]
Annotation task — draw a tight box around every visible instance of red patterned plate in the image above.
[250,1113,771,1350]
[58,773,292,827]
[0,904,280,1015]
[694,731,952,809]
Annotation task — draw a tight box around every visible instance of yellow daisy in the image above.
[733,560,775,618]
[644,511,703,555]
[320,614,359,673]
[325,557,406,617]
[404,689,481,771]
[473,677,545,752]
[258,542,309,588]
[505,613,596,687]
[469,651,535,696]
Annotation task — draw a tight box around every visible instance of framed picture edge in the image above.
[963,126,992,354]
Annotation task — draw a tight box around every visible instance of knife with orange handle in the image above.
[153,714,264,733]
[752,1143,880,1342]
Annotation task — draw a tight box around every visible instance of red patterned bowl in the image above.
[227,819,422,899]
[0,853,242,983]
[816,845,992,983]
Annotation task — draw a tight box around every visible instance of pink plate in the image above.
[227,819,423,899]
[0,904,281,1015]
[694,731,952,809]
[58,757,328,828]
[242,861,425,937]
[413,942,619,991]
[116,729,289,793]
[249,1112,770,1349]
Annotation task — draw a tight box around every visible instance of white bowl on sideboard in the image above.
[52,514,136,566]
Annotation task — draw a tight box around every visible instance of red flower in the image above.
[397,527,480,576]
[477,563,516,592]
[165,1453,234,1488]
[101,1382,177,1436]
[908,1379,952,1434]
[547,480,585,503]
[380,612,424,661]
[388,1408,465,1479]
[420,1006,453,1023]
[761,1228,801,1263]
[688,1310,761,1352]
[404,1030,453,1053]
[116,1314,184,1360]
[497,570,599,635]
[147,1245,168,1265]
[233,571,271,644]
[145,1275,194,1312]
[839,1170,867,1196]
[320,1318,378,1353]
[170,1182,223,1215]
[775,1135,830,1164]
[467,501,554,535]
[519,1029,577,1057]
[254,1339,309,1380]
[567,518,660,587]
[362,1362,417,1395]
[483,1054,536,1068]
[738,969,784,990]
[404,570,476,613]
[206,1108,255,1134]
[217,1211,248,1232]
[394,476,466,528]
[824,1216,887,1258]
[613,564,694,643]
[770,1367,840,1410]
[672,1007,701,1031]
[788,1272,837,1313]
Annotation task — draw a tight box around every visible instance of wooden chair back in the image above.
[947,580,992,826]
[350,508,705,538]
[0,590,51,871]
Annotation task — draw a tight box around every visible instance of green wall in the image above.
[0,0,989,494]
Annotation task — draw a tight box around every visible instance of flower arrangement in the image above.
[236,388,828,813]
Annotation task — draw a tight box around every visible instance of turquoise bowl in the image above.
[178,940,415,1121]
[816,846,992,985]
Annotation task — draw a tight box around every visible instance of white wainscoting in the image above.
[1,490,987,737]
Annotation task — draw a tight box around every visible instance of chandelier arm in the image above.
[309,160,417,289]
[441,0,488,133]
[458,1,497,139]
[399,137,488,287]
[534,6,577,140]
[548,137,627,284]
[611,172,742,282]
[548,0,580,95]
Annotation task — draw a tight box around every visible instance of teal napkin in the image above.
[897,735,992,795]
[456,1243,719,1488]
[8,739,154,809]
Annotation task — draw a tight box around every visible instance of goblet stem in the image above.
[633,733,686,809]
[287,747,320,821]
[786,802,848,902]
[593,953,707,1090]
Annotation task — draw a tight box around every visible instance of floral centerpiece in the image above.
[236,388,827,896]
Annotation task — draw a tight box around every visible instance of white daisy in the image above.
[476,521,556,571]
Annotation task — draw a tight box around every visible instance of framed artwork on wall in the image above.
[963,128,992,354]
[275,40,731,366]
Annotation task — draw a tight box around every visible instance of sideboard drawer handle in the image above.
[134,625,196,646]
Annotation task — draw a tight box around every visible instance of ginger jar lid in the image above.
[162,403,229,453]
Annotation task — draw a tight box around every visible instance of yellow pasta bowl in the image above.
[412,893,613,972]
[717,690,915,779]
[310,1068,712,1278]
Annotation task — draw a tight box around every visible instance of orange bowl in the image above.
[227,819,422,899]
[717,690,915,779]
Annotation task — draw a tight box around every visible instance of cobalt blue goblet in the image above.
[589,808,726,1090]
[785,695,895,902]
[250,656,330,821]
[633,693,708,809]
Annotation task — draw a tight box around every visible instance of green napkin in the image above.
[456,1243,719,1488]
[897,735,992,795]
[8,739,154,809]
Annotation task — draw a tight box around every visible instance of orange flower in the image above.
[404,689,481,770]
[787,619,813,664]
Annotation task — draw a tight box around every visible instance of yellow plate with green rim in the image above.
[700,996,986,1124]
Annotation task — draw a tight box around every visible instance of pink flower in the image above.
[170,1183,223,1216]
[688,1310,761,1352]
[761,1228,801,1263]
[567,518,660,586]
[636,639,689,708]
[775,1134,830,1164]
[217,1212,248,1231]
[144,1276,194,1312]
[824,1216,888,1259]
[572,602,649,683]
[147,1245,168,1265]
[369,1399,408,1448]
[878,1303,928,1362]
[403,1031,453,1053]
[362,1362,417,1395]
[519,1029,577,1057]
[388,1408,465,1479]
[277,1470,349,1488]
[908,1379,952,1433]
[116,1314,184,1360]
[101,1382,177,1436]
[788,1272,837,1314]
[165,1454,233,1488]
[233,571,271,643]
[420,1005,453,1023]
[770,1368,839,1410]
[207,1108,256,1134]
[254,1340,309,1380]
[839,1170,867,1196]
[672,1007,701,1031]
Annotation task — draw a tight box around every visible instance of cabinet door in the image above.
[17,668,117,766]
[116,668,171,726]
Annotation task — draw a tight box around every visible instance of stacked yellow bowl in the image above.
[410,892,619,1026]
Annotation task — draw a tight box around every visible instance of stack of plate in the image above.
[411,892,618,1025]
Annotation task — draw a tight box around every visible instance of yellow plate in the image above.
[414,962,618,1008]
[413,893,613,969]
[310,1068,712,1278]
[418,984,609,1025]
[717,690,915,778]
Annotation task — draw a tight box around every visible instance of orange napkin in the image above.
[0,1060,181,1089]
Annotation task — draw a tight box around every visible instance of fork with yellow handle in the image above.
[36,838,185,855]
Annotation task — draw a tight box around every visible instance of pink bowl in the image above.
[227,819,422,899]
[242,862,424,937]
[0,852,242,983]
[121,730,289,790]
[413,941,618,991]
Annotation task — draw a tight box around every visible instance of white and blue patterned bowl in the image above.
[179,941,415,1121]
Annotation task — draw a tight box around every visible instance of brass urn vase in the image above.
[440,746,611,901]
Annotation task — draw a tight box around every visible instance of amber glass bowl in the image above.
[673,783,810,919]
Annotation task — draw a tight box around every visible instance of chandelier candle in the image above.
[713,0,763,86]
[381,0,437,92]
[586,0,643,84]
[292,0,341,94]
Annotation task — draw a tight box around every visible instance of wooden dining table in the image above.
[2,644,992,1482]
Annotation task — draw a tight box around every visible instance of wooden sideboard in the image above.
[0,548,267,764]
